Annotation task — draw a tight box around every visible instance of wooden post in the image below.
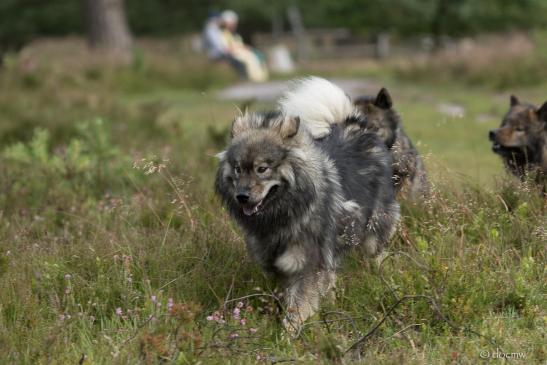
[376,33,390,59]
[287,5,310,62]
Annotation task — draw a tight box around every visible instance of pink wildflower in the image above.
[115,307,123,316]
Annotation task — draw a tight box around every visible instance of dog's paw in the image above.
[282,317,298,333]
[282,312,303,337]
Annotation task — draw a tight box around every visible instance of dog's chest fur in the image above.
[243,187,339,277]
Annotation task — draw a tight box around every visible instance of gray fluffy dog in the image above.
[215,77,400,330]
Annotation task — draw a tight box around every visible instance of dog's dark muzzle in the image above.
[489,130,504,153]
[488,130,497,142]
[236,192,250,204]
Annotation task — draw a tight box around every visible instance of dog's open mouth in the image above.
[242,200,263,216]
[241,185,279,216]
[491,143,522,155]
[492,143,503,153]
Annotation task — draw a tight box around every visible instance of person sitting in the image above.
[202,11,247,78]
[202,10,268,82]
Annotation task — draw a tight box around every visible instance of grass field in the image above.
[0,41,545,364]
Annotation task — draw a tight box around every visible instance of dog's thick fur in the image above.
[489,95,547,190]
[354,88,429,199]
[215,78,400,329]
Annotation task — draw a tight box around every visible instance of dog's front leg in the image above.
[282,270,336,333]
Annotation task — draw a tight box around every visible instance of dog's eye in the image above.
[515,126,524,132]
[234,166,241,174]
[256,166,268,174]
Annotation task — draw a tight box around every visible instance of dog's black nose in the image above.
[236,193,250,204]
[488,130,496,141]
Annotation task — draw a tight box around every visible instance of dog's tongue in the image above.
[243,206,255,216]
[242,201,262,216]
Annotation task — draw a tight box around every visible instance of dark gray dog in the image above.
[354,88,429,199]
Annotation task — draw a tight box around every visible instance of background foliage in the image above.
[2,0,547,53]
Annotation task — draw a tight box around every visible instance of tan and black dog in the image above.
[489,95,547,190]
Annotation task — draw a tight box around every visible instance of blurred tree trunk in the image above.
[83,0,133,61]
[431,0,464,49]
[431,0,449,48]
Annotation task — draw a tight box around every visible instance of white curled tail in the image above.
[278,76,353,139]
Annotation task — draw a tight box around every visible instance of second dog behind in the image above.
[354,88,429,199]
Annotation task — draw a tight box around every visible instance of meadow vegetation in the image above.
[0,40,545,364]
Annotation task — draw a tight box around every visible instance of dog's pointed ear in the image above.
[279,116,300,139]
[510,95,520,107]
[375,88,392,109]
[231,116,247,138]
[537,101,547,124]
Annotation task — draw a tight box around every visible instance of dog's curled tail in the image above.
[278,76,353,139]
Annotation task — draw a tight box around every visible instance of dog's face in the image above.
[354,88,398,147]
[489,95,547,155]
[218,113,300,216]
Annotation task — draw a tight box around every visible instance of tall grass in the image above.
[0,40,545,364]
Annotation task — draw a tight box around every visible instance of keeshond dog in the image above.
[354,88,429,199]
[489,95,547,190]
[215,77,400,330]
